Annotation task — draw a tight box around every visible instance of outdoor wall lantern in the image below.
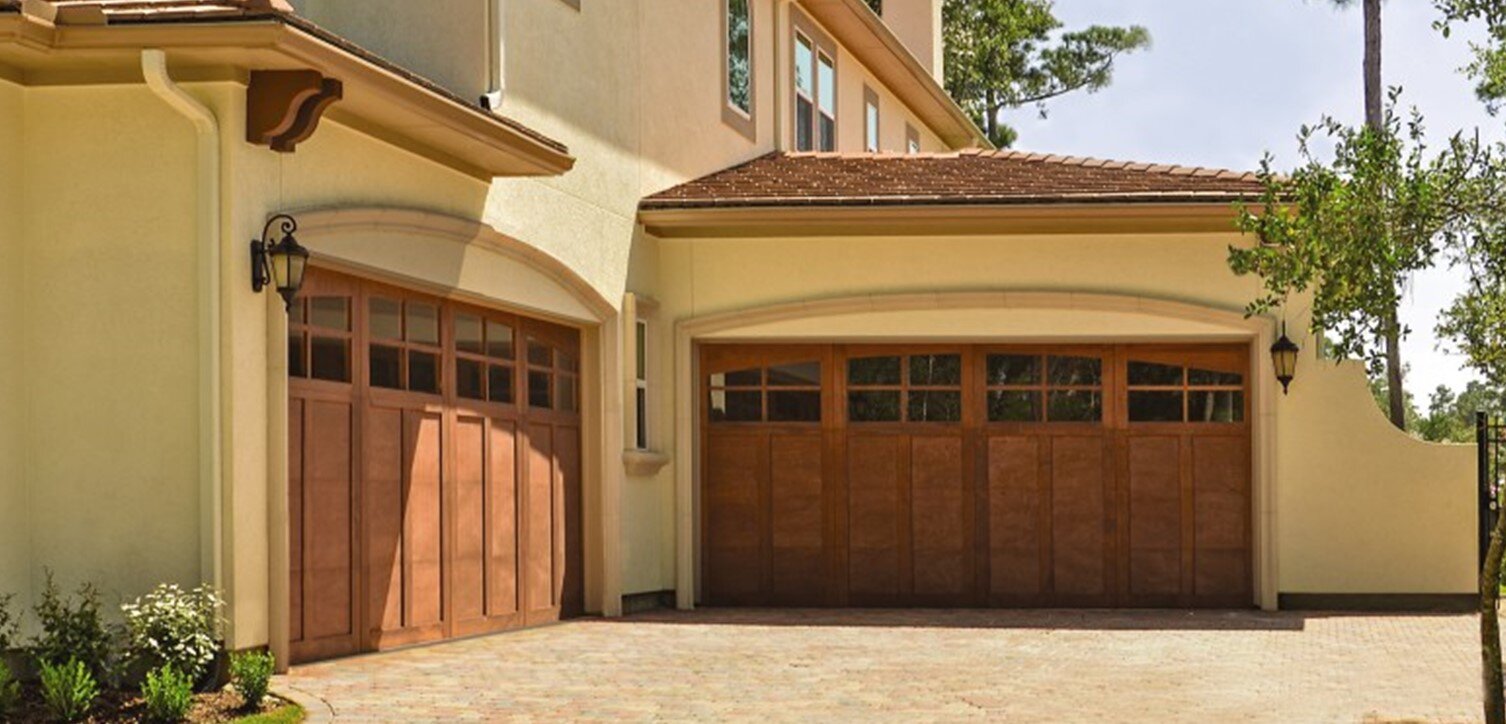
[250,214,309,312]
[1270,322,1300,395]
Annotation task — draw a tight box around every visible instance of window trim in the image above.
[721,0,757,141]
[634,318,651,450]
[905,122,921,154]
[863,85,880,153]
[790,8,837,152]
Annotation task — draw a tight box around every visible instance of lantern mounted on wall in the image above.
[1270,321,1300,395]
[250,214,309,312]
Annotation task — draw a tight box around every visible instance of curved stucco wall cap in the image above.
[292,206,614,324]
[683,291,1267,341]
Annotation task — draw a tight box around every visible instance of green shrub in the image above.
[0,660,21,718]
[39,658,97,722]
[141,665,194,722]
[31,572,113,678]
[121,583,223,683]
[0,592,19,651]
[229,650,275,709]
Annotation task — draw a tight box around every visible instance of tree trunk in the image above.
[1482,498,1506,724]
[1385,310,1407,429]
[1363,0,1382,130]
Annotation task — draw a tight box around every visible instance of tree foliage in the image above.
[942,0,1149,147]
[1435,1,1506,113]
[1229,94,1480,380]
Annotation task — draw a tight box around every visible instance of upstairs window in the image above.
[726,0,752,116]
[906,123,921,154]
[792,15,837,152]
[864,86,880,152]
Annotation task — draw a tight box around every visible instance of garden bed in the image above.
[5,689,302,723]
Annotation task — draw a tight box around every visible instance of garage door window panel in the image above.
[848,353,961,424]
[986,353,1102,423]
[1128,356,1246,424]
[454,312,517,405]
[291,296,353,384]
[708,360,822,424]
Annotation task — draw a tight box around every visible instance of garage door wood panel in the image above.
[1049,435,1110,602]
[701,343,1253,609]
[1127,436,1182,599]
[911,435,970,601]
[770,434,825,605]
[289,269,582,664]
[846,435,903,601]
[987,436,1041,599]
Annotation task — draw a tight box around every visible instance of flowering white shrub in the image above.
[121,584,223,683]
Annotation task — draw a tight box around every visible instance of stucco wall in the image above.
[642,229,1478,599]
[17,85,203,604]
[292,0,491,103]
[0,78,30,610]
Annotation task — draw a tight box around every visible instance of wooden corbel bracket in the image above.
[246,69,343,153]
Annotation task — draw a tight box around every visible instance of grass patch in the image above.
[232,702,304,723]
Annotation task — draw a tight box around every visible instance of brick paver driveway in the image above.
[277,609,1481,722]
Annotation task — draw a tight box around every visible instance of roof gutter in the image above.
[141,48,227,601]
[639,201,1250,238]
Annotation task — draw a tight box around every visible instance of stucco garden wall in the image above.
[0,78,30,610]
[643,230,1478,601]
[13,85,203,606]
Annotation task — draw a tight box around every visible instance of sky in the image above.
[1002,0,1502,409]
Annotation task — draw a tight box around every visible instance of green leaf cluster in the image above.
[1435,1,1506,113]
[942,0,1149,147]
[121,583,224,684]
[230,650,275,710]
[1229,91,1484,377]
[39,658,98,723]
[141,665,195,722]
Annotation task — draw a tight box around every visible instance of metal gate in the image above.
[1479,412,1506,566]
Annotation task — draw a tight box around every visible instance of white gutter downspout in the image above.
[142,49,225,596]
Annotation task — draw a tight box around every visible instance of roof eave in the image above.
[638,201,1251,238]
[0,12,575,179]
[798,0,989,149]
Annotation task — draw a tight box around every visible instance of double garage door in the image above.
[288,269,583,663]
[701,343,1252,609]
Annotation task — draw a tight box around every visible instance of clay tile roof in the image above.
[640,151,1266,210]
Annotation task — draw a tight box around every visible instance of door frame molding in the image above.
[674,291,1279,611]
[268,207,622,671]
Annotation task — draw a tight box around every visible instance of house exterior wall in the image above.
[881,0,944,81]
[653,229,1479,599]
[11,85,203,606]
[0,78,29,611]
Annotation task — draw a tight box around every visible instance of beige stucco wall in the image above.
[13,85,203,606]
[292,0,492,104]
[881,0,943,82]
[0,78,29,611]
[646,229,1478,599]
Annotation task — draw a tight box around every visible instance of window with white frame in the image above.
[726,0,752,116]
[793,16,837,152]
[864,86,880,153]
[905,123,921,154]
[634,318,650,450]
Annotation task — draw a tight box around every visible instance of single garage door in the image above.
[288,269,584,663]
[701,343,1251,609]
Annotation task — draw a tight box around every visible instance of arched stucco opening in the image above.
[265,207,624,669]
[672,291,1280,611]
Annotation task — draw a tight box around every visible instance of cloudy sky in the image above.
[1002,0,1501,407]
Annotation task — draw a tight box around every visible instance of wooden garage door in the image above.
[700,343,1251,609]
[288,269,583,664]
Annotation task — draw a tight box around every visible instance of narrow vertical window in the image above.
[794,33,815,152]
[864,86,880,153]
[905,123,921,154]
[635,319,649,449]
[726,0,751,115]
[817,51,836,151]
